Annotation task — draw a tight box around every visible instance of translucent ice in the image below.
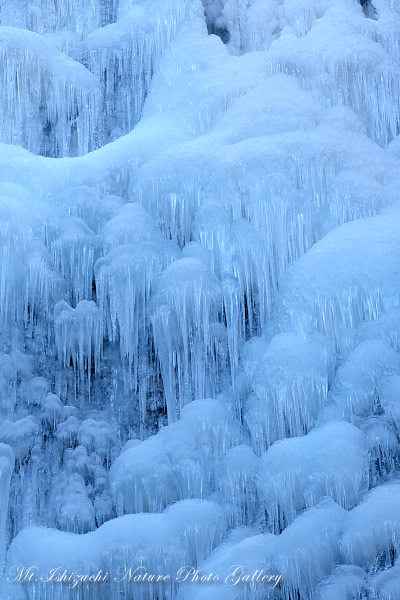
[52,472,95,533]
[110,398,240,514]
[279,208,400,344]
[0,417,39,462]
[315,565,368,600]
[150,258,224,420]
[332,340,400,421]
[243,333,332,453]
[257,422,368,531]
[0,27,101,156]
[54,300,103,393]
[2,499,224,599]
[340,484,400,568]
[1,0,400,595]
[0,444,14,574]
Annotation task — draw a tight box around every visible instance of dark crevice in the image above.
[360,0,378,19]
[202,0,230,44]
[207,22,230,44]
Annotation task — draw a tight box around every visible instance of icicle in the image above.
[340,484,400,568]
[0,417,39,462]
[217,444,259,527]
[109,398,240,515]
[165,499,227,565]
[49,217,100,304]
[133,159,206,249]
[178,500,345,600]
[221,0,282,53]
[1,499,228,598]
[51,472,96,533]
[0,0,114,38]
[78,419,115,464]
[53,188,123,235]
[39,393,63,430]
[0,350,32,412]
[0,193,63,337]
[243,334,332,453]
[2,511,184,600]
[332,340,400,421]
[102,203,161,248]
[268,11,400,145]
[357,308,400,353]
[257,422,368,532]
[372,558,400,600]
[378,375,400,434]
[0,27,101,156]
[278,209,400,345]
[150,258,225,420]
[274,500,345,600]
[54,300,103,395]
[315,565,368,600]
[109,436,177,514]
[0,444,14,575]
[361,417,399,485]
[56,416,82,449]
[95,234,179,413]
[78,0,192,142]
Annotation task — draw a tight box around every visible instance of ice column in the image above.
[0,444,14,574]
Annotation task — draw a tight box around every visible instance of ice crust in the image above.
[1,0,400,599]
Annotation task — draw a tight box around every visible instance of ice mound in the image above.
[0,417,39,461]
[257,422,368,532]
[2,499,223,599]
[242,333,332,453]
[357,308,400,353]
[110,398,240,514]
[372,559,400,600]
[177,499,345,600]
[78,0,196,143]
[332,340,400,421]
[0,27,101,156]
[279,208,400,343]
[268,6,400,145]
[0,0,400,596]
[340,484,400,568]
[315,565,367,600]
[52,472,96,533]
[150,259,225,419]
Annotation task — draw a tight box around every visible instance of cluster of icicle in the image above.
[1,0,400,599]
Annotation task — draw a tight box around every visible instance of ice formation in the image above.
[257,421,369,531]
[242,333,332,452]
[0,27,101,156]
[54,300,103,393]
[0,444,14,574]
[150,257,225,419]
[1,0,400,599]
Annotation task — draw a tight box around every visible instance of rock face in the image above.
[1,1,400,599]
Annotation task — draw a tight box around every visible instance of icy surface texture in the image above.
[0,27,101,156]
[242,333,333,452]
[54,300,103,394]
[150,258,225,420]
[1,0,400,598]
[257,422,369,531]
[109,398,241,514]
[0,444,14,574]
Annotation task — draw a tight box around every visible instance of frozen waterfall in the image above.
[1,0,400,599]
